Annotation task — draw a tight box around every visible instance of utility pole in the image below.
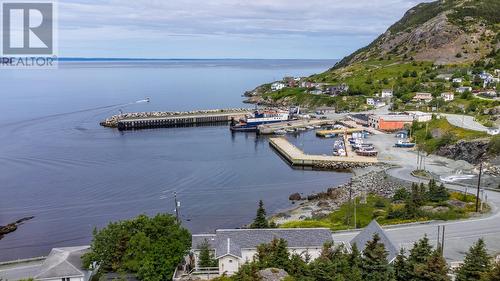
[476,163,483,212]
[174,192,181,224]
[347,185,352,228]
[437,225,441,249]
[441,225,446,256]
[354,197,357,229]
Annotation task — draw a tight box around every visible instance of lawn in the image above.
[411,117,488,153]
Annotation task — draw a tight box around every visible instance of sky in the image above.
[57,0,426,59]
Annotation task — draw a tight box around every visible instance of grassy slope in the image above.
[412,117,488,153]
[280,192,481,231]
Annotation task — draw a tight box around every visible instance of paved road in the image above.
[0,259,43,280]
[441,113,489,132]
[335,133,500,262]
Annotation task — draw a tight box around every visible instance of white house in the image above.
[440,92,454,101]
[456,86,472,94]
[452,78,463,83]
[381,89,393,98]
[412,92,433,103]
[190,228,332,276]
[271,82,285,91]
[366,98,375,106]
[406,111,432,122]
[34,246,94,281]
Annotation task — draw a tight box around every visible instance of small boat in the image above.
[286,129,295,133]
[145,97,150,102]
[306,125,315,129]
[313,125,321,129]
[333,149,346,156]
[274,129,287,135]
[395,139,416,148]
[324,133,337,138]
[356,148,378,157]
[297,127,307,131]
[352,143,374,150]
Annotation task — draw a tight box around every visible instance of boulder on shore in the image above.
[258,268,289,281]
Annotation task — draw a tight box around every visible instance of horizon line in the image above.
[58,57,340,61]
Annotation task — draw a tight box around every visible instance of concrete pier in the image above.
[268,137,378,168]
[100,110,250,130]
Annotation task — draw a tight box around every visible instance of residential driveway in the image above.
[441,113,489,132]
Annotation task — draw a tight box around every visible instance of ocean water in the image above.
[0,59,350,261]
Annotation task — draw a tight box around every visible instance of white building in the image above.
[271,82,285,91]
[440,92,454,101]
[452,78,463,83]
[189,228,332,276]
[381,89,393,98]
[406,111,432,122]
[456,86,472,94]
[34,246,94,281]
[367,98,375,105]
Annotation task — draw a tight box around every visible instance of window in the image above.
[229,259,232,263]
[62,278,70,281]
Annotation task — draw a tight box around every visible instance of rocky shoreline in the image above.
[100,108,251,127]
[0,217,34,240]
[272,165,410,224]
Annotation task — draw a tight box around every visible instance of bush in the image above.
[488,135,500,155]
[393,188,410,202]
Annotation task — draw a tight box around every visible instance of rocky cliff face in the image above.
[435,139,490,164]
[334,0,499,68]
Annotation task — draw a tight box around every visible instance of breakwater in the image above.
[100,109,251,130]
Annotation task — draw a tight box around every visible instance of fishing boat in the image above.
[313,125,322,129]
[332,140,346,156]
[286,128,295,133]
[305,125,315,129]
[230,110,289,132]
[395,139,416,148]
[324,133,337,138]
[297,127,307,131]
[274,129,287,135]
[356,148,378,157]
[352,143,374,150]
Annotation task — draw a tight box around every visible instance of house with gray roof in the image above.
[34,246,94,281]
[189,228,332,276]
[350,220,399,263]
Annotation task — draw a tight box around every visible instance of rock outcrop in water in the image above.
[0,216,34,240]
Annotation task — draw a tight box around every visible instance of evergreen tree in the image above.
[251,200,269,229]
[256,238,289,269]
[197,239,217,268]
[428,180,449,202]
[416,249,450,281]
[349,244,363,281]
[287,253,310,278]
[393,249,410,281]
[361,234,394,281]
[408,235,433,264]
[456,239,491,281]
[483,261,500,281]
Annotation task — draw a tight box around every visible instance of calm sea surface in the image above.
[0,59,350,261]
